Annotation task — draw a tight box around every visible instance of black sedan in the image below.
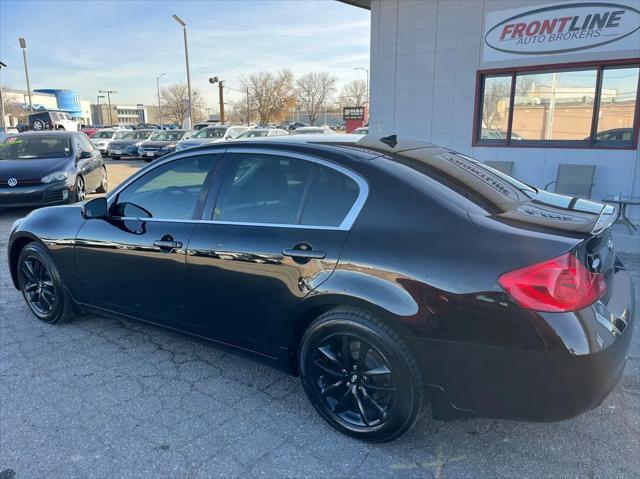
[7,134,634,442]
[0,132,107,208]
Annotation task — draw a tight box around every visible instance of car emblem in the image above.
[7,178,17,187]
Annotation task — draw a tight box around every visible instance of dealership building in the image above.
[342,0,640,221]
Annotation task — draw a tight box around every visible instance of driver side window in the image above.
[114,155,216,219]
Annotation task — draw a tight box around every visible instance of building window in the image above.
[474,60,640,149]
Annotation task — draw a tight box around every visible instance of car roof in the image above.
[13,131,77,138]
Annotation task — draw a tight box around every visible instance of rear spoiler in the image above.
[592,204,617,236]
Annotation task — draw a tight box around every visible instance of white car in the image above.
[176,125,249,151]
[233,128,289,140]
[90,129,130,154]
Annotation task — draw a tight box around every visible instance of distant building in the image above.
[90,103,147,127]
[1,87,92,126]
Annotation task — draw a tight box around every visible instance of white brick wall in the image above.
[368,0,640,220]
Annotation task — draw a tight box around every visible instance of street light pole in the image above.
[96,94,105,125]
[172,15,192,129]
[18,38,33,113]
[156,73,165,127]
[99,90,117,125]
[0,61,7,129]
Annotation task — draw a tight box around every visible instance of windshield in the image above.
[0,135,72,159]
[150,130,185,141]
[114,131,130,140]
[194,128,225,139]
[237,130,269,139]
[121,130,153,140]
[93,130,115,139]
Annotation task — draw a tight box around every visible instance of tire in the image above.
[74,175,85,202]
[17,242,76,324]
[32,119,45,131]
[299,306,424,442]
[95,166,108,193]
[111,156,120,160]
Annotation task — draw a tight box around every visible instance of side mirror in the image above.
[79,151,92,159]
[82,197,108,219]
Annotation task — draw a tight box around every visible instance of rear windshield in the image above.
[93,130,115,139]
[0,135,72,159]
[388,148,536,213]
[194,128,226,139]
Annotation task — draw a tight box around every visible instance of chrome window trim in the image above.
[106,145,369,232]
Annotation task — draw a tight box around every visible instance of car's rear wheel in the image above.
[75,175,85,202]
[17,243,75,324]
[299,307,424,442]
[95,167,108,193]
[32,119,45,131]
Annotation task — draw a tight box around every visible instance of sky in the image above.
[0,0,370,109]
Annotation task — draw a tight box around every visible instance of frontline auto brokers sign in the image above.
[483,2,640,61]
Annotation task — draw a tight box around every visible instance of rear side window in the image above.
[301,166,358,227]
[214,154,314,224]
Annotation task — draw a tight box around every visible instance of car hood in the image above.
[142,140,177,147]
[108,139,141,148]
[0,157,72,181]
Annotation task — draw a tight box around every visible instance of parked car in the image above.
[592,128,633,142]
[175,125,249,151]
[0,131,107,207]
[233,128,289,140]
[287,122,308,131]
[81,126,99,138]
[350,127,369,135]
[138,129,193,161]
[18,111,79,132]
[90,129,130,154]
[135,123,161,130]
[107,129,155,159]
[290,126,335,135]
[7,133,633,442]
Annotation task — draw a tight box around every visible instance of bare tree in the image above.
[240,70,296,125]
[296,72,337,125]
[340,79,368,107]
[160,83,204,126]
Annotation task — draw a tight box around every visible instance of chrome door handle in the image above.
[282,248,326,259]
[154,240,183,251]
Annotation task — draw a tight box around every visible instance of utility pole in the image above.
[246,86,250,126]
[218,81,225,124]
[156,73,165,127]
[18,38,33,113]
[96,94,105,125]
[99,89,117,125]
[0,61,7,129]
[172,15,192,129]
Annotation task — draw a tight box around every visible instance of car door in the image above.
[76,134,101,191]
[185,148,366,356]
[74,153,220,327]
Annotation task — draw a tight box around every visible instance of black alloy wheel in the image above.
[17,243,75,324]
[312,333,397,428]
[299,307,424,442]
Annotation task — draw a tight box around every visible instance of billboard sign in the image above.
[483,2,640,61]
[343,106,365,120]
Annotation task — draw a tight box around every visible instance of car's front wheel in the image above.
[17,243,76,324]
[74,175,85,202]
[299,307,424,442]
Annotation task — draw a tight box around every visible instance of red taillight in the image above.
[498,253,606,313]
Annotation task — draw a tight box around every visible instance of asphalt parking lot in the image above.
[1,159,639,478]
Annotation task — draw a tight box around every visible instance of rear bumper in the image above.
[410,267,635,422]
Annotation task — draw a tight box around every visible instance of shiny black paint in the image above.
[7,138,635,423]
